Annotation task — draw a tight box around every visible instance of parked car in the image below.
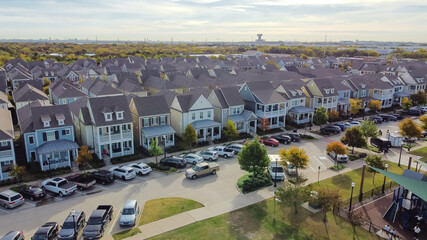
[367,116,383,124]
[181,153,204,165]
[159,156,187,168]
[370,137,392,152]
[18,185,45,201]
[379,114,397,121]
[420,106,427,113]
[83,205,113,240]
[391,113,404,120]
[404,137,417,143]
[268,160,285,181]
[283,161,297,176]
[343,122,352,128]
[185,162,219,179]
[271,134,291,144]
[320,125,341,134]
[284,133,301,142]
[333,123,346,131]
[90,170,115,185]
[66,174,96,191]
[349,121,361,127]
[0,190,24,209]
[32,222,59,240]
[41,178,77,197]
[402,109,421,116]
[109,166,136,181]
[119,200,140,227]
[260,138,280,147]
[58,210,86,240]
[127,162,152,176]
[207,146,234,158]
[224,143,244,154]
[422,131,427,138]
[1,231,24,240]
[195,150,218,161]
[328,152,349,163]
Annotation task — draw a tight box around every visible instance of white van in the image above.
[268,155,285,181]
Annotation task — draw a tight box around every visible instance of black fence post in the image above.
[369,222,372,232]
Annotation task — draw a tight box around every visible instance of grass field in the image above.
[149,197,377,240]
[410,146,427,162]
[139,197,204,225]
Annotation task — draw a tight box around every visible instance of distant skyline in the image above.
[1,0,427,42]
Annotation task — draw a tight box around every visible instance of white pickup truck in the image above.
[207,146,234,158]
[41,177,77,197]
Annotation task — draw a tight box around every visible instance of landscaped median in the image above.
[237,173,272,193]
[112,197,204,240]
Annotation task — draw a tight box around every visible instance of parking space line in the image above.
[314,155,329,169]
[24,201,36,207]
[94,185,108,190]
[114,180,129,186]
[108,212,121,235]
[0,208,10,214]
[307,157,317,172]
[54,196,63,201]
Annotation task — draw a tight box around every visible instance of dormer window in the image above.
[325,89,330,94]
[361,84,366,89]
[41,114,51,128]
[331,89,334,93]
[105,113,112,121]
[55,113,65,126]
[116,111,123,120]
[58,119,64,125]
[43,121,50,127]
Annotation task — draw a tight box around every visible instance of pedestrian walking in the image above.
[414,225,421,239]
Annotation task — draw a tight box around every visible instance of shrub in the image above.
[329,164,345,171]
[170,167,178,173]
[237,172,272,193]
[147,162,171,171]
[213,137,228,144]
[288,175,308,185]
[197,141,210,147]
[165,145,187,153]
[300,134,315,140]
[359,153,368,158]
[10,184,29,192]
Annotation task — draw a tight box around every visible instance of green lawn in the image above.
[149,197,378,240]
[410,146,427,162]
[314,160,410,202]
[139,198,204,225]
[112,227,141,240]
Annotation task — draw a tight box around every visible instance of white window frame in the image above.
[152,117,157,125]
[200,112,203,119]
[116,112,123,120]
[105,113,112,121]
[46,131,56,141]
[29,136,34,144]
[143,118,149,127]
[64,129,70,135]
[192,113,196,120]
[208,111,211,118]
[1,141,7,147]
[58,119,64,126]
[43,121,50,127]
[160,116,166,125]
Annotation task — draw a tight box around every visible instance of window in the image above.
[58,119,64,126]
[46,131,56,141]
[43,121,50,127]
[54,152,60,159]
[1,141,7,147]
[200,112,203,119]
[116,112,123,120]
[29,136,34,144]
[317,98,322,103]
[152,117,157,125]
[105,113,112,121]
[143,118,149,127]
[160,116,166,125]
[208,111,211,118]
[30,151,36,161]
[62,129,70,135]
[192,113,195,120]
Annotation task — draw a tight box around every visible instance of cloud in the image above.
[0,0,426,42]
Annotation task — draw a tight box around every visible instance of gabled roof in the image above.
[52,82,85,99]
[174,93,207,112]
[132,95,170,117]
[88,95,132,126]
[19,105,72,133]
[219,86,244,107]
[244,81,286,104]
[0,109,14,140]
[13,83,49,103]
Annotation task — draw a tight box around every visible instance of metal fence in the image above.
[341,181,398,208]
[361,221,402,240]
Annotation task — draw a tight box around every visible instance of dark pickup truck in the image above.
[66,174,96,191]
[83,205,113,240]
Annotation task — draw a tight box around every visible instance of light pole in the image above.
[72,210,76,239]
[317,166,320,183]
[273,191,276,224]
[381,164,389,194]
[274,160,278,187]
[398,144,403,167]
[349,182,355,212]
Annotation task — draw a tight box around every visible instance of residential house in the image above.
[302,78,339,112]
[0,109,16,181]
[13,84,49,109]
[239,81,287,129]
[49,79,86,105]
[170,92,221,142]
[130,95,175,149]
[81,78,123,98]
[19,105,79,171]
[208,86,258,134]
[0,91,11,110]
[86,96,134,159]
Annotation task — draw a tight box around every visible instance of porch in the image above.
[99,140,134,159]
[0,160,13,181]
[228,110,258,134]
[98,124,133,143]
[36,139,79,171]
[288,106,314,125]
[337,98,350,114]
[393,92,410,106]
[191,120,222,142]
[141,125,176,150]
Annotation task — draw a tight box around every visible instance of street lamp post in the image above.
[72,210,76,238]
[349,182,355,212]
[317,166,320,183]
[398,144,403,167]
[274,160,278,187]
[381,164,389,194]
[273,191,276,224]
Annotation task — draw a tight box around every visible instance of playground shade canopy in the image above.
[369,166,427,201]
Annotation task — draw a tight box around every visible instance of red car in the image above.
[260,138,279,147]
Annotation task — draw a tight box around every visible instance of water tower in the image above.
[257,34,263,41]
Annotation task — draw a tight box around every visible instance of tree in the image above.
[279,146,309,182]
[76,146,93,174]
[149,138,163,164]
[43,86,49,96]
[224,119,239,140]
[401,97,413,110]
[367,100,381,112]
[420,115,427,131]
[43,78,51,87]
[410,90,426,106]
[399,118,422,139]
[317,187,342,222]
[360,120,378,139]
[349,98,363,115]
[238,136,269,180]
[313,107,328,126]
[260,118,270,131]
[327,110,339,122]
[341,127,367,154]
[276,182,312,214]
[8,165,26,186]
[183,124,197,152]
[365,155,385,183]
[326,142,347,166]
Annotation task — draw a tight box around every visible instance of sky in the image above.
[0,0,426,42]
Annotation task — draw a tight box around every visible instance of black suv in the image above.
[160,156,187,168]
[379,114,397,121]
[402,109,421,116]
[58,210,86,240]
[32,222,59,240]
[284,133,300,142]
[320,125,341,134]
[271,134,291,144]
[90,170,115,185]
[367,116,383,124]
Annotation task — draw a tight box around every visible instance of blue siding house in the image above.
[18,104,79,171]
